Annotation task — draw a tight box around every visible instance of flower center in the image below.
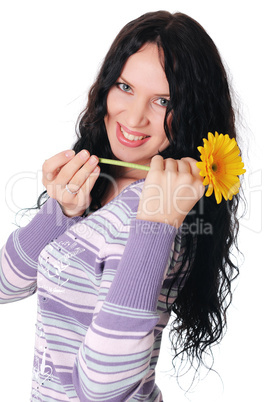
[211,163,218,172]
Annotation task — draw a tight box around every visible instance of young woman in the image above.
[0,11,242,401]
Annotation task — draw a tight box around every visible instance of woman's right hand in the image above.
[137,155,205,228]
[42,149,100,217]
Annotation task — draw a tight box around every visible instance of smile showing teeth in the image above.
[120,126,147,141]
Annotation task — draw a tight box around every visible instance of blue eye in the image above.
[155,98,169,107]
[117,83,132,92]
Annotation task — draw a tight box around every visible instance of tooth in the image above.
[120,126,146,141]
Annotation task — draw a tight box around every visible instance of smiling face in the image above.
[104,43,171,166]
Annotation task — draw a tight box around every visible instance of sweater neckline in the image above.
[104,178,145,206]
[87,178,145,216]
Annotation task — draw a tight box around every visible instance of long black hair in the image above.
[71,11,241,378]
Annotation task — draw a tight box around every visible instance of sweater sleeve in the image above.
[0,198,82,304]
[73,218,178,401]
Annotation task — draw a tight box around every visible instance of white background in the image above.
[0,1,266,401]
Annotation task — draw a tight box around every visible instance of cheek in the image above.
[156,114,173,150]
[105,93,113,120]
[105,89,124,119]
[153,114,169,142]
[104,97,117,133]
[156,117,170,150]
[158,137,170,152]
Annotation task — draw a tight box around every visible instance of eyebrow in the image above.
[119,75,170,98]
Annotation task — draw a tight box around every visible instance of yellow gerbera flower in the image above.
[196,132,246,204]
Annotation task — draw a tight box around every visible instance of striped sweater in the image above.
[0,179,188,401]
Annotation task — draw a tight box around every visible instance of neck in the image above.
[112,164,149,181]
[100,164,148,207]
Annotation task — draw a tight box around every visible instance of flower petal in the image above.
[197,132,245,203]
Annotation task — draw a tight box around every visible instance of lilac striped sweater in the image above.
[0,180,187,401]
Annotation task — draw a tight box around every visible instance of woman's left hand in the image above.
[137,155,205,228]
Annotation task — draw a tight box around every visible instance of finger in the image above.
[79,165,101,196]
[57,150,91,185]
[177,159,191,174]
[165,158,178,172]
[150,155,164,171]
[182,157,203,180]
[65,155,99,193]
[42,150,76,183]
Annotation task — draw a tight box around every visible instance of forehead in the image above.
[120,43,169,93]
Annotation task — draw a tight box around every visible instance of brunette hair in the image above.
[73,11,241,379]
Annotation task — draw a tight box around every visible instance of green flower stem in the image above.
[98,158,150,171]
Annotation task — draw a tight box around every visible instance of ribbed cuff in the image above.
[106,219,177,312]
[18,198,82,261]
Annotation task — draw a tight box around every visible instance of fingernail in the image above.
[88,156,98,165]
[79,150,89,160]
[65,150,75,158]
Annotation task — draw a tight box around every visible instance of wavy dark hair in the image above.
[71,11,241,379]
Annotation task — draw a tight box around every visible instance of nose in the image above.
[125,98,149,128]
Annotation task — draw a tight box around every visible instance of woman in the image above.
[0,11,241,401]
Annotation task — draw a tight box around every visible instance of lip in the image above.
[116,122,150,148]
